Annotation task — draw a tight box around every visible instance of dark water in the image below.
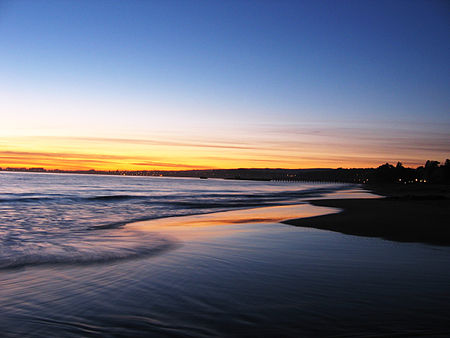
[1,172,449,337]
[0,172,350,270]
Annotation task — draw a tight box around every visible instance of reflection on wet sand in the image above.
[127,204,340,240]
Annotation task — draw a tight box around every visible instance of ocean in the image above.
[0,172,351,270]
[1,172,449,337]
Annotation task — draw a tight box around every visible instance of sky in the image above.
[1,0,449,170]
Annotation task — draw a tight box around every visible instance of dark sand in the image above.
[283,184,450,246]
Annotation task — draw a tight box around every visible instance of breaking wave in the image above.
[0,229,178,270]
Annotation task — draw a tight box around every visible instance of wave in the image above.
[0,195,146,203]
[0,185,354,204]
[86,195,149,201]
[0,230,179,270]
[0,196,57,203]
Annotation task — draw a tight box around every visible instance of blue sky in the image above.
[0,0,449,169]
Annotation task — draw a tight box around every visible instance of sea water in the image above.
[1,172,449,337]
[0,172,350,269]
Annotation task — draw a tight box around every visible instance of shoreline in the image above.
[283,184,450,246]
[126,203,340,241]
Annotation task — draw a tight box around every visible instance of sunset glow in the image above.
[2,2,450,336]
[1,1,448,170]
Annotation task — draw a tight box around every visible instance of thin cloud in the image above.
[32,136,260,151]
[132,161,215,169]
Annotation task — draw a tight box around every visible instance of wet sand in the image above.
[127,203,340,241]
[284,184,450,246]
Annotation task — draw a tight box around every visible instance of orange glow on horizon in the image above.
[0,133,440,171]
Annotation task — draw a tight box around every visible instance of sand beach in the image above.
[284,184,450,246]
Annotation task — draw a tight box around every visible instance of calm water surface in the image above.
[1,172,449,337]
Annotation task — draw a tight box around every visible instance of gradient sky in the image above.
[1,0,449,170]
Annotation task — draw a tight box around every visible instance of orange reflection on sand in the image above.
[127,204,340,240]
